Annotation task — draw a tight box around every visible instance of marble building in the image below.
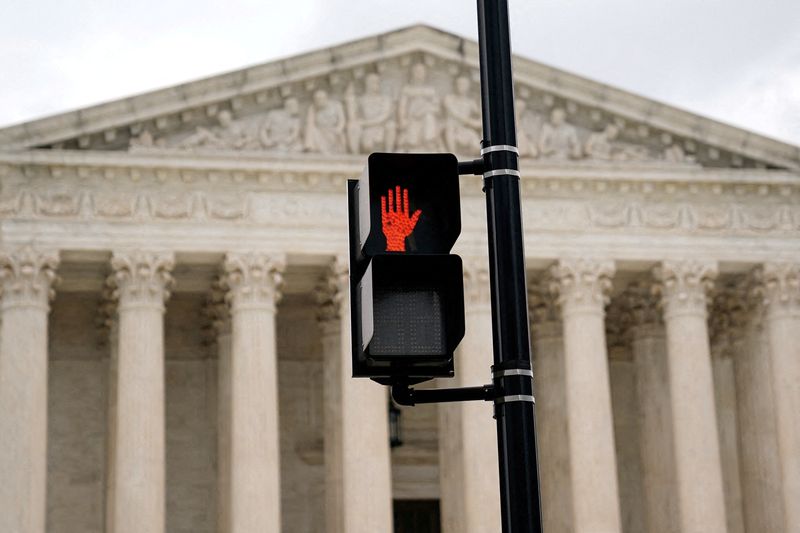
[0,24,798,533]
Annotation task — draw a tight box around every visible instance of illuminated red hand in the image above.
[381,185,422,252]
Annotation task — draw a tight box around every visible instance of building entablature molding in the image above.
[2,26,798,171]
[1,149,798,196]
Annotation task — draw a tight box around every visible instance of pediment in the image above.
[1,25,798,170]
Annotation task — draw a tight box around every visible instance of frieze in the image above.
[1,185,800,239]
[0,189,249,223]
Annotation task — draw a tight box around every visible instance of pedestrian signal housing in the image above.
[348,153,465,384]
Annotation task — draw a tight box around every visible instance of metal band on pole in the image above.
[492,368,534,379]
[483,169,521,178]
[495,394,536,405]
[481,144,520,155]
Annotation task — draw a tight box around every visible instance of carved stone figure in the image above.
[539,108,582,160]
[585,124,620,160]
[129,129,162,149]
[344,74,396,153]
[515,99,539,158]
[259,97,303,152]
[177,110,250,150]
[443,76,481,154]
[304,90,346,154]
[397,63,442,151]
[664,142,694,163]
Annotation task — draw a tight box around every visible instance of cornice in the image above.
[1,149,798,195]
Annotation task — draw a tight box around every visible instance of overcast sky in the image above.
[2,0,799,145]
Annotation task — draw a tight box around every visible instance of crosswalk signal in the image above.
[348,153,465,384]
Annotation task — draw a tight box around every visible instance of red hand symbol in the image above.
[381,185,422,252]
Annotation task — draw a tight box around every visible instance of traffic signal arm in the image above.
[391,382,495,406]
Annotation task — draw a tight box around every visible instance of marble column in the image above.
[106,251,174,533]
[622,282,680,533]
[727,296,784,533]
[316,257,393,533]
[0,246,59,533]
[527,280,571,533]
[549,258,622,533]
[710,344,745,533]
[603,297,645,533]
[654,260,728,533]
[205,281,232,533]
[99,290,120,533]
[438,259,500,533]
[222,252,285,533]
[756,263,800,532]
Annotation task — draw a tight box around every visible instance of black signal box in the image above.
[355,152,461,264]
[347,155,465,384]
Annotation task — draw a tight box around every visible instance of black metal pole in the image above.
[476,1,543,532]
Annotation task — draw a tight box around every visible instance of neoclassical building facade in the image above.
[0,24,798,533]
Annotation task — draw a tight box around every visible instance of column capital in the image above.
[751,262,800,319]
[0,245,60,310]
[463,256,491,312]
[202,278,231,348]
[709,279,751,346]
[548,258,615,317]
[611,280,664,344]
[528,279,560,340]
[107,250,175,311]
[223,252,286,312]
[315,256,348,324]
[528,279,559,322]
[653,259,717,319]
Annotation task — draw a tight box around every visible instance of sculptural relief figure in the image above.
[345,74,396,153]
[304,90,347,154]
[585,124,620,160]
[344,74,397,154]
[397,63,443,151]
[515,99,539,158]
[129,129,165,150]
[664,142,694,163]
[585,124,651,161]
[443,76,482,155]
[538,108,582,160]
[259,97,303,152]
[177,110,251,150]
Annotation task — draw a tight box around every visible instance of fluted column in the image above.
[654,260,728,533]
[222,252,285,533]
[528,280,571,533]
[754,263,800,532]
[0,246,59,533]
[438,259,500,533]
[708,301,745,533]
[621,282,680,533]
[205,281,232,533]
[106,250,174,533]
[316,257,393,533]
[549,258,622,533]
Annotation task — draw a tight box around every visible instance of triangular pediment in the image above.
[1,25,798,170]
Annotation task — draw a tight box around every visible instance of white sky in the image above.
[2,0,799,145]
